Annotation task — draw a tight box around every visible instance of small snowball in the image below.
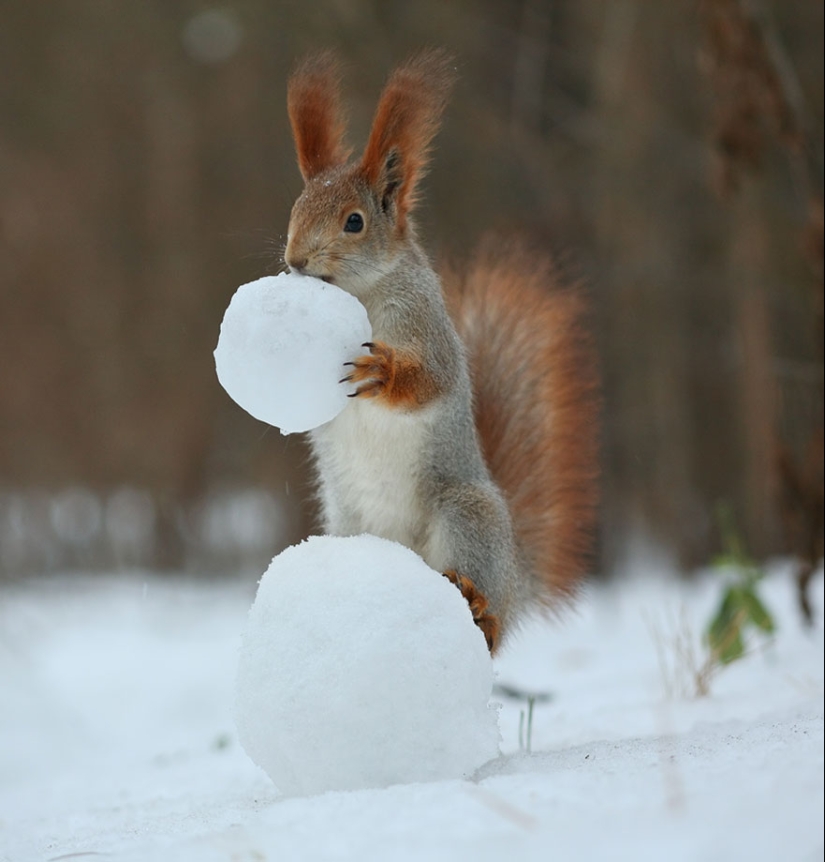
[235,535,500,796]
[214,273,371,434]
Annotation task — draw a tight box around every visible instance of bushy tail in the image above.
[444,237,600,608]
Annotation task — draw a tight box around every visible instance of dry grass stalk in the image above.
[647,604,750,699]
[698,0,801,196]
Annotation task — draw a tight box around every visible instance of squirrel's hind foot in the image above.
[443,569,501,653]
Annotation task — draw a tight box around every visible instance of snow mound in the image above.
[214,273,371,434]
[234,534,500,796]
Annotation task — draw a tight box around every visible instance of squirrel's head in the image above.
[284,50,455,297]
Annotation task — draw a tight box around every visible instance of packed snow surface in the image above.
[235,534,500,795]
[214,273,372,434]
[0,564,822,861]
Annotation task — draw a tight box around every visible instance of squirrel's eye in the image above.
[344,212,364,233]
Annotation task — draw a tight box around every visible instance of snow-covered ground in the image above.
[1,563,822,862]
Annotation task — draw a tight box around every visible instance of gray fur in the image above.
[308,244,527,634]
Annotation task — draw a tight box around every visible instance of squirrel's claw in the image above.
[348,379,385,398]
[443,569,501,653]
[342,341,395,399]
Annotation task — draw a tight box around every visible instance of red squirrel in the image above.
[283,50,599,652]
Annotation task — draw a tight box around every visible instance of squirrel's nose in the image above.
[286,255,308,274]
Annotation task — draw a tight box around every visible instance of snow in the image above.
[235,535,499,795]
[214,273,372,434]
[0,564,822,862]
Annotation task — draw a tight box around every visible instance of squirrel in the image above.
[283,49,599,653]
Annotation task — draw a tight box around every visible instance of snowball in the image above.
[235,534,500,796]
[214,273,372,434]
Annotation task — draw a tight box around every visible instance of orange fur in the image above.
[288,53,351,181]
[360,49,455,233]
[343,341,441,408]
[443,569,501,651]
[444,238,601,606]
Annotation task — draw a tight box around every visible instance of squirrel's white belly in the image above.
[310,400,432,549]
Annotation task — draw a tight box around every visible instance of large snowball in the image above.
[214,273,371,434]
[235,534,500,796]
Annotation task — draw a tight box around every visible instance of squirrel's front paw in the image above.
[340,341,395,399]
[443,569,501,653]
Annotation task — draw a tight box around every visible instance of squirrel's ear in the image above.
[288,53,351,181]
[360,49,455,231]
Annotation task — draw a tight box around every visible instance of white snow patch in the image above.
[214,273,371,434]
[0,565,822,862]
[235,534,500,795]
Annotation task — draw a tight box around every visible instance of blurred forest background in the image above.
[0,1,822,591]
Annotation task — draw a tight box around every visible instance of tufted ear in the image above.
[360,49,455,232]
[288,52,351,181]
